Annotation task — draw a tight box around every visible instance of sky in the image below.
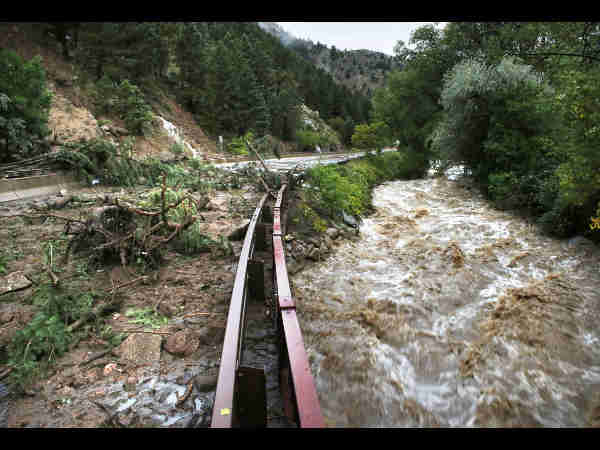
[276,22,446,56]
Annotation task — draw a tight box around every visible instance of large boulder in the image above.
[164,329,199,357]
[115,333,162,366]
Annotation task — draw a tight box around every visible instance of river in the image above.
[290,169,600,427]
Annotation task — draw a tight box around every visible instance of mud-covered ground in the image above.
[0,180,265,428]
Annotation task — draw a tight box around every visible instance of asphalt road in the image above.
[215,149,395,173]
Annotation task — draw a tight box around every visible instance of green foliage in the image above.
[55,137,145,186]
[308,165,368,217]
[172,22,367,141]
[374,21,600,239]
[550,69,600,208]
[6,282,97,390]
[351,121,390,153]
[124,307,168,330]
[137,185,216,255]
[299,201,328,233]
[295,129,321,152]
[303,151,417,222]
[0,50,52,163]
[170,141,186,156]
[0,249,8,275]
[93,77,154,136]
[76,23,173,82]
[227,132,253,156]
[431,57,555,180]
[7,311,71,389]
[371,66,442,170]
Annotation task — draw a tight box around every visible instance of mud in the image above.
[0,180,263,427]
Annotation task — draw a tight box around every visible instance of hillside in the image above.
[0,23,222,165]
[259,22,403,98]
[1,21,375,172]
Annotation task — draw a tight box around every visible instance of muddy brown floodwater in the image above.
[291,169,600,427]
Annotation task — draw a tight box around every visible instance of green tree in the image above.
[0,50,52,163]
[351,121,390,153]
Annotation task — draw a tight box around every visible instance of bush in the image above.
[295,129,320,152]
[304,151,420,222]
[227,131,254,156]
[0,50,52,163]
[94,76,154,136]
[431,57,555,181]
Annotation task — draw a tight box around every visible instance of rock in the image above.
[46,195,73,209]
[103,363,118,377]
[116,333,162,366]
[158,151,175,162]
[1,382,10,428]
[158,302,177,318]
[124,376,138,391]
[205,195,228,211]
[306,246,320,261]
[325,227,339,240]
[342,211,359,229]
[0,272,32,296]
[175,370,195,385]
[197,325,225,346]
[164,330,199,357]
[227,221,249,241]
[0,311,14,324]
[193,374,218,393]
[288,260,306,275]
[110,126,129,136]
[307,237,321,247]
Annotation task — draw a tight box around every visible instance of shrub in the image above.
[227,131,254,156]
[93,76,154,136]
[295,129,320,152]
[304,151,420,222]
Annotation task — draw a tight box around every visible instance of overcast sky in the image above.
[276,22,446,56]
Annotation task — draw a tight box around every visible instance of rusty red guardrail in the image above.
[272,185,325,427]
[211,183,324,428]
[211,193,268,428]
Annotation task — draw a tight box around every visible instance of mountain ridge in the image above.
[258,22,402,97]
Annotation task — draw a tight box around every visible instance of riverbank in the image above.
[283,150,429,275]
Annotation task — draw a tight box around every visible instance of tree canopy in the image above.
[370,21,600,239]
